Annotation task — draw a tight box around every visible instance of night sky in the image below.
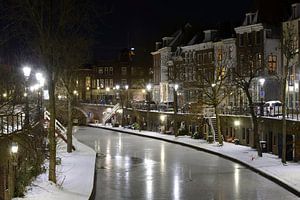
[96,0,253,61]
[95,0,300,64]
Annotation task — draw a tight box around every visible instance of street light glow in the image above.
[125,85,129,90]
[160,115,166,122]
[115,85,120,90]
[259,78,265,86]
[23,66,31,78]
[146,83,152,91]
[174,84,179,91]
[36,72,45,87]
[234,120,240,127]
[11,142,18,154]
[106,87,110,92]
[211,83,216,87]
[3,93,7,98]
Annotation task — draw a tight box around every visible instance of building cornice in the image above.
[234,23,264,34]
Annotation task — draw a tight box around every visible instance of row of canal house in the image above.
[151,4,300,161]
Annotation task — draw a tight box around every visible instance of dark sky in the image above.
[95,0,300,63]
[95,0,253,61]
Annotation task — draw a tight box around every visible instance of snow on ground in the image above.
[14,127,96,200]
[90,123,300,194]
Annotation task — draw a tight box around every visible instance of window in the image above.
[239,34,244,46]
[85,76,91,87]
[121,79,127,85]
[208,52,213,63]
[98,67,103,74]
[203,53,207,64]
[242,128,246,139]
[100,79,104,88]
[195,126,199,132]
[229,46,233,59]
[256,31,261,44]
[109,79,113,87]
[256,53,262,68]
[199,54,203,64]
[217,49,222,62]
[92,79,97,88]
[109,67,113,75]
[105,79,109,88]
[104,67,109,75]
[189,125,192,133]
[247,32,253,46]
[268,55,277,73]
[121,67,127,75]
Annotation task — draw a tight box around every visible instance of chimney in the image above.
[203,30,218,42]
[155,42,162,51]
[291,3,300,19]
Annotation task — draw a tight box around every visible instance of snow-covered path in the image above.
[14,127,96,200]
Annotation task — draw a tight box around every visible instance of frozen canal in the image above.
[75,127,298,200]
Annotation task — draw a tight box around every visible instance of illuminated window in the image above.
[85,76,91,87]
[268,55,277,73]
[98,67,103,74]
[109,79,113,87]
[217,49,222,62]
[104,67,108,75]
[100,79,104,88]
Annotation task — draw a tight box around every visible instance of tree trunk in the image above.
[48,78,57,183]
[215,106,223,145]
[67,94,73,153]
[245,88,262,157]
[282,77,287,163]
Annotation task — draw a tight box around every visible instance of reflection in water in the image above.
[118,136,122,154]
[160,143,165,173]
[144,158,154,200]
[173,175,180,200]
[234,164,240,195]
[94,140,101,153]
[106,139,111,155]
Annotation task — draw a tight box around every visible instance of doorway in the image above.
[268,131,273,153]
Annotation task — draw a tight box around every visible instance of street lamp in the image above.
[11,142,18,154]
[125,85,129,125]
[146,83,152,130]
[173,84,179,136]
[259,78,265,116]
[23,65,31,127]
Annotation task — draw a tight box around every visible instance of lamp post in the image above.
[23,66,31,127]
[173,84,179,136]
[125,85,129,125]
[259,78,265,116]
[146,83,152,130]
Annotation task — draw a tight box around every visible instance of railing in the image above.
[44,110,67,133]
[102,103,120,124]
[0,112,25,135]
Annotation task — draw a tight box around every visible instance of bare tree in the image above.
[6,0,95,183]
[232,49,265,157]
[281,22,298,163]
[197,56,233,145]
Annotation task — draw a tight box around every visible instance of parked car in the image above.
[264,100,282,116]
